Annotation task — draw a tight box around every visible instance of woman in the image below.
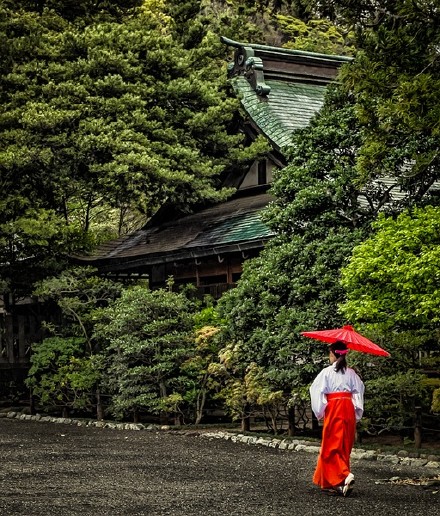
[309,340,364,497]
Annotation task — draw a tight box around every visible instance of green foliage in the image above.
[193,305,223,330]
[180,323,222,423]
[341,206,440,328]
[166,0,353,54]
[34,266,123,350]
[316,1,440,190]
[362,371,430,435]
[432,388,440,413]
[166,0,266,49]
[26,336,100,413]
[207,340,251,422]
[277,15,354,54]
[0,0,257,298]
[217,87,368,406]
[0,6,240,217]
[209,340,285,432]
[96,285,197,419]
[27,267,122,416]
[340,206,440,416]
[0,205,87,298]
[3,0,143,21]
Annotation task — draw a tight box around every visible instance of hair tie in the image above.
[334,349,349,355]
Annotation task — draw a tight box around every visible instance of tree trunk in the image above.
[159,381,168,424]
[287,405,296,437]
[271,415,278,435]
[96,388,104,421]
[62,406,69,418]
[29,391,36,416]
[241,415,250,432]
[241,403,251,432]
[195,389,206,425]
[414,406,422,449]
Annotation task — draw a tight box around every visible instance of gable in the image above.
[233,75,327,150]
[223,36,351,152]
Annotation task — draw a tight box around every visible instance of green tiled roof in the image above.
[232,76,327,149]
[187,211,274,247]
[76,192,275,267]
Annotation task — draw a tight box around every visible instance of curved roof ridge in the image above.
[221,36,353,63]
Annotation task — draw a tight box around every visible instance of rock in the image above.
[184,431,200,437]
[399,457,428,467]
[356,450,377,461]
[303,445,319,454]
[377,454,400,465]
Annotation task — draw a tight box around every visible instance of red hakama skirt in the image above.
[313,392,356,489]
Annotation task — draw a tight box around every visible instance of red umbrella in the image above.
[301,325,390,357]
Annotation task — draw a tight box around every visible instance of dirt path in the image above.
[0,418,438,515]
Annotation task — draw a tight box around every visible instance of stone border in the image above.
[0,411,162,431]
[199,431,440,470]
[2,411,439,470]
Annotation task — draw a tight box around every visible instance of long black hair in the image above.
[329,341,348,373]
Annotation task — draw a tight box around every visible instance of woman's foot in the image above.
[342,473,355,496]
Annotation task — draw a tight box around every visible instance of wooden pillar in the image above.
[414,406,422,449]
[287,405,296,436]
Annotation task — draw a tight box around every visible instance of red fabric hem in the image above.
[313,392,356,489]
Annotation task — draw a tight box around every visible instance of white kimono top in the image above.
[309,365,365,421]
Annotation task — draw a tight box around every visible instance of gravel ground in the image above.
[0,418,438,516]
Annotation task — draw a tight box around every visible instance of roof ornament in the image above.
[229,44,271,97]
[245,54,271,96]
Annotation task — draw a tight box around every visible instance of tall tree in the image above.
[29,266,123,419]
[166,0,354,54]
[0,1,255,298]
[311,1,440,194]
[340,206,440,434]
[217,88,368,413]
[96,284,197,422]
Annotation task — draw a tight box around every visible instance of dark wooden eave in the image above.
[74,188,274,274]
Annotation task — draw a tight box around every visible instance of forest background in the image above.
[1,0,439,445]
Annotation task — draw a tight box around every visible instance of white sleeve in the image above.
[351,372,365,421]
[309,370,328,420]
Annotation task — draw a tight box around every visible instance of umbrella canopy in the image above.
[301,325,390,357]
